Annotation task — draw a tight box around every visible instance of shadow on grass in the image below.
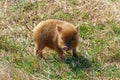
[63,55,91,71]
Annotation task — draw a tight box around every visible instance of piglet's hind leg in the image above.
[34,43,45,58]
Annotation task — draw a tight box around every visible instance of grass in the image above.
[0,0,120,80]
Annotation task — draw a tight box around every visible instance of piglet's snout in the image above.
[62,46,69,51]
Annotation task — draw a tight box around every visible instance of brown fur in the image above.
[32,19,79,60]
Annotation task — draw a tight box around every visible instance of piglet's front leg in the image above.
[72,48,78,58]
[56,48,64,61]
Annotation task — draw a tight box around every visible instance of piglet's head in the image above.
[56,23,79,51]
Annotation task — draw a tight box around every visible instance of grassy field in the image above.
[0,0,120,80]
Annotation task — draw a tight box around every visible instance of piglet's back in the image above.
[33,19,64,33]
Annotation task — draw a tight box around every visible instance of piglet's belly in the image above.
[45,41,56,50]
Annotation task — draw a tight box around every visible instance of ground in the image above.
[0,0,120,80]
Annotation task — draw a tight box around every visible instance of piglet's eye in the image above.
[71,37,75,40]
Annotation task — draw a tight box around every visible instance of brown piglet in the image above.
[32,19,79,60]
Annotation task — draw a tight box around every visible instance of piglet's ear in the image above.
[56,25,62,33]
